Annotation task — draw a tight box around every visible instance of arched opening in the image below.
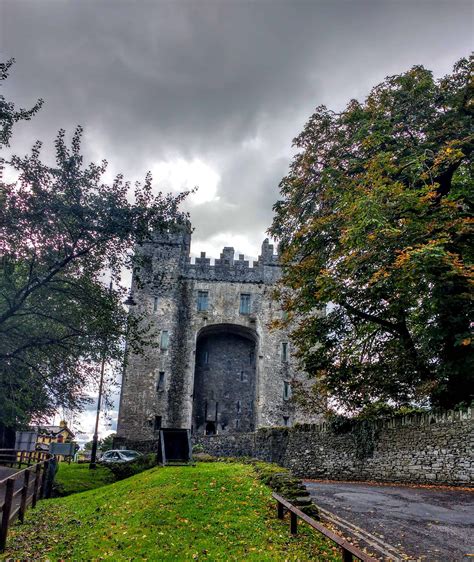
[205,422,216,435]
[192,324,258,435]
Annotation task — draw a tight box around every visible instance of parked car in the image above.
[99,450,141,463]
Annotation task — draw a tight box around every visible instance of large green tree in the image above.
[0,61,188,434]
[270,57,473,412]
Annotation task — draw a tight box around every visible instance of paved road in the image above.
[305,481,474,561]
[0,467,18,482]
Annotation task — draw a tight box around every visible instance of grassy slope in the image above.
[55,462,114,495]
[5,463,341,561]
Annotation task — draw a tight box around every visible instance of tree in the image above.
[99,433,116,452]
[0,59,43,149]
[270,57,473,413]
[83,433,115,452]
[0,61,188,433]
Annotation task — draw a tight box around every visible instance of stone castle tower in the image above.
[117,223,316,441]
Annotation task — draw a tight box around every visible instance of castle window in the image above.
[240,370,245,382]
[203,350,209,364]
[197,291,209,311]
[236,400,241,414]
[284,381,292,400]
[157,371,165,391]
[249,351,255,366]
[283,416,290,427]
[154,415,162,431]
[282,342,288,362]
[235,419,240,429]
[160,330,169,350]
[153,296,159,312]
[240,293,251,315]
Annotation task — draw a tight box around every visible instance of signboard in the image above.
[15,431,37,452]
[49,442,76,457]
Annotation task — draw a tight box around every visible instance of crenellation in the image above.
[117,223,320,441]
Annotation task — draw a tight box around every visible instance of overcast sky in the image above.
[1,0,472,439]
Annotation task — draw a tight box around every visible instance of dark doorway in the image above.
[157,429,192,464]
[193,324,257,435]
[205,421,216,435]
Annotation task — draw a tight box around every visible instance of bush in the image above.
[104,453,158,481]
[193,452,216,462]
[244,460,320,519]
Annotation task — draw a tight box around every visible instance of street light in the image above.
[89,279,113,470]
[89,288,136,469]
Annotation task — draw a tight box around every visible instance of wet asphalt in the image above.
[0,466,18,482]
[304,481,474,561]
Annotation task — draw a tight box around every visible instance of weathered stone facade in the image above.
[117,224,318,440]
[193,406,474,486]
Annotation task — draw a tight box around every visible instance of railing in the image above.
[0,449,50,468]
[0,451,55,552]
[272,492,376,562]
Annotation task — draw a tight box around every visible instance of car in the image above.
[99,449,141,463]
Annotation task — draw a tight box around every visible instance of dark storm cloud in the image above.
[1,0,472,255]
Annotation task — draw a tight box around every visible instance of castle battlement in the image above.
[184,239,280,283]
[118,222,316,442]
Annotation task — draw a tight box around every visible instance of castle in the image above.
[116,224,317,441]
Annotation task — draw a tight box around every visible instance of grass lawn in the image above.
[4,462,342,561]
[55,462,115,495]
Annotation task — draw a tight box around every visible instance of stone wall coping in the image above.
[263,405,474,434]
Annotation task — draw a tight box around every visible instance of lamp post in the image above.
[89,288,136,469]
[89,279,113,470]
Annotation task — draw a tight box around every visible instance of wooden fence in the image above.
[272,492,376,562]
[0,450,55,552]
[0,449,50,468]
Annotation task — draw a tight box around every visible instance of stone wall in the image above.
[194,406,474,486]
[117,225,321,441]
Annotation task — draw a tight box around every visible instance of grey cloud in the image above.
[1,0,472,249]
[2,0,470,435]
[1,0,470,175]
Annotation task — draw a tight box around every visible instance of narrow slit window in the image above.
[160,330,169,350]
[157,371,165,391]
[240,293,251,315]
[236,400,241,414]
[249,351,255,366]
[283,416,290,427]
[153,296,159,312]
[282,342,288,362]
[203,350,209,364]
[197,290,209,312]
[240,371,245,382]
[284,381,292,400]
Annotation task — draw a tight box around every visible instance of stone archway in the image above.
[192,324,258,435]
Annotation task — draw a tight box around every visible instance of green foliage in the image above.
[98,433,116,452]
[103,453,157,481]
[270,56,473,412]
[0,59,43,148]
[5,463,339,560]
[192,443,205,453]
[0,61,188,430]
[83,435,115,452]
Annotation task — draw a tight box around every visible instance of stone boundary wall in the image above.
[194,406,474,486]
